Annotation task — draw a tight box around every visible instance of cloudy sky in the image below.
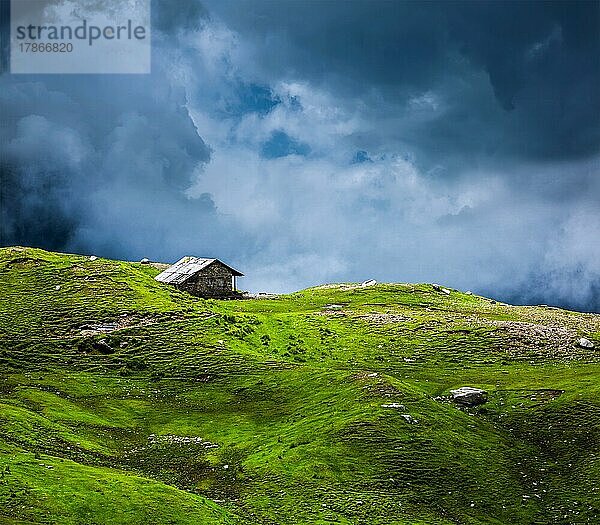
[1,0,599,310]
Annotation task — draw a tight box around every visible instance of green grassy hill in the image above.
[1,246,599,524]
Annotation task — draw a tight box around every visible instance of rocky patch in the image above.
[77,314,155,336]
[355,313,411,325]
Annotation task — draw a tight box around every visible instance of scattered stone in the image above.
[81,322,119,334]
[140,257,150,264]
[361,279,377,287]
[89,255,98,261]
[323,304,344,310]
[432,284,441,291]
[55,285,61,291]
[148,434,217,447]
[465,291,473,295]
[356,313,410,325]
[578,338,595,349]
[442,288,451,295]
[401,414,418,424]
[450,386,488,407]
[381,403,405,409]
[242,291,280,299]
[77,315,157,337]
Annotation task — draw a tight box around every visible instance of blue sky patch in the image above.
[261,130,311,159]
[225,83,280,117]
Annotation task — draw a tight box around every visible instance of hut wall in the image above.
[178,261,235,297]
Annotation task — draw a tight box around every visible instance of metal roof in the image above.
[154,256,243,284]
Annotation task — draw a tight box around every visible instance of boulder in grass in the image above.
[432,283,450,295]
[578,338,595,349]
[78,338,114,355]
[94,339,114,355]
[450,387,488,407]
[140,257,150,264]
[323,304,344,310]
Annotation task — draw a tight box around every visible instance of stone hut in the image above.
[154,256,243,298]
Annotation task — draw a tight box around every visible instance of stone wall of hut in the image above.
[177,261,236,298]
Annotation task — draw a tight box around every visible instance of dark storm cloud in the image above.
[447,2,600,159]
[0,73,219,258]
[207,0,600,162]
[0,0,221,261]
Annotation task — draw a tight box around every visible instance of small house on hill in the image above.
[154,256,243,298]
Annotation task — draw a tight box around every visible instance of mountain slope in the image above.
[0,246,599,524]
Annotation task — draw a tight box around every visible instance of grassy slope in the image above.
[0,246,599,524]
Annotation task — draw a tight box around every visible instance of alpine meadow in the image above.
[0,247,598,524]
